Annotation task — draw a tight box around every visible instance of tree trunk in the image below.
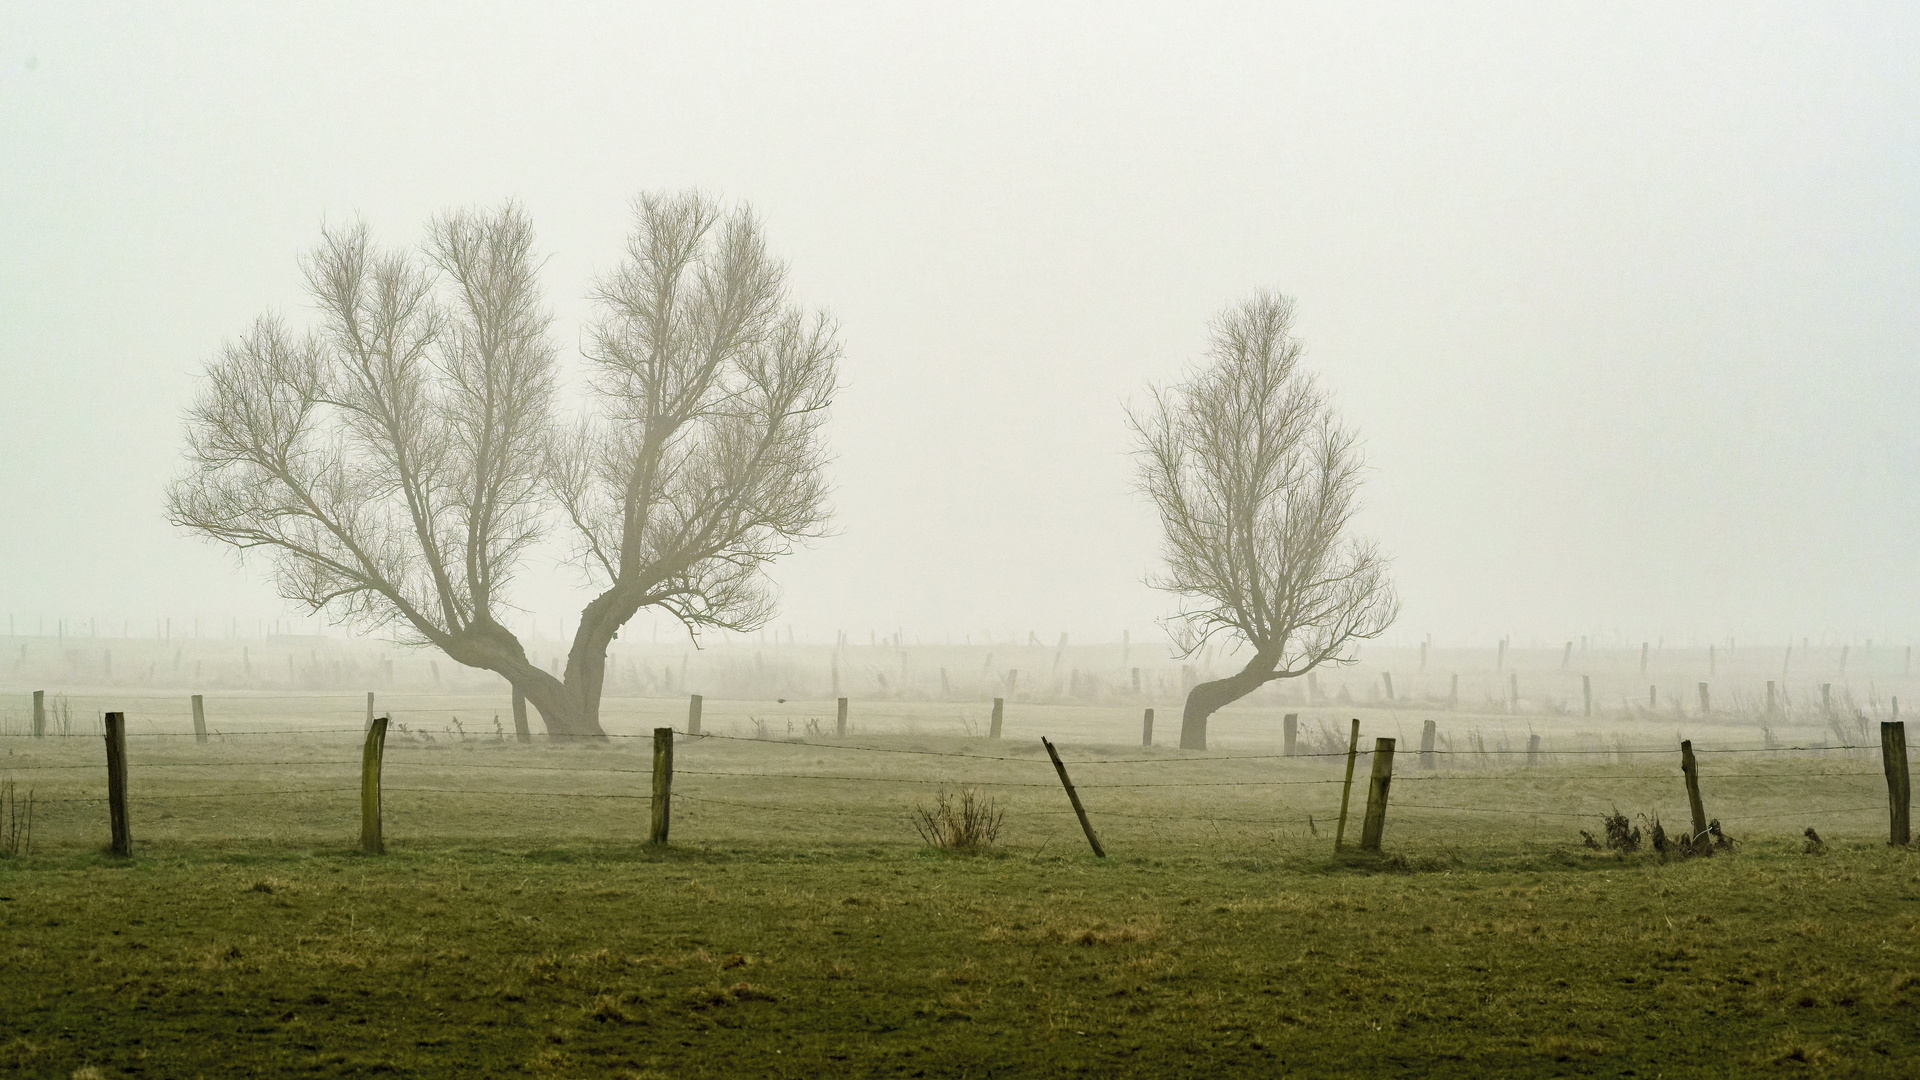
[1180,653,1281,750]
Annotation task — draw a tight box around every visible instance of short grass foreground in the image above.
[4,842,1918,1078]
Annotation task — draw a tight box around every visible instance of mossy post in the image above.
[989,698,1003,740]
[1420,719,1436,770]
[1334,718,1361,850]
[104,711,131,857]
[1358,737,1395,852]
[687,694,703,736]
[1680,739,1707,839]
[1041,736,1104,857]
[1882,721,1910,847]
[31,690,44,738]
[1141,708,1154,747]
[191,694,207,745]
[1284,713,1299,757]
[511,688,530,743]
[836,697,849,737]
[360,715,389,854]
[650,727,674,845]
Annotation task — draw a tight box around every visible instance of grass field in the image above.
[3,690,1917,1076]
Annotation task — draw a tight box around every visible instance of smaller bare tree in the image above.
[1130,292,1397,750]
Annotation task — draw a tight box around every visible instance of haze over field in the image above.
[4,4,1919,652]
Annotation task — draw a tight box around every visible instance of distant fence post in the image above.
[1382,673,1394,700]
[1419,719,1435,770]
[511,688,530,743]
[836,697,849,737]
[1527,733,1541,767]
[104,711,131,857]
[191,694,207,745]
[1697,683,1711,716]
[989,698,1003,740]
[1883,721,1911,847]
[1041,737,1104,858]
[1582,676,1592,718]
[1334,718,1361,850]
[360,715,389,854]
[1680,739,1708,839]
[1358,737,1395,852]
[1141,708,1154,747]
[650,727,674,845]
[32,690,44,738]
[687,694,703,736]
[1284,713,1299,757]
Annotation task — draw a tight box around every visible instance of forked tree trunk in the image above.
[1179,653,1283,750]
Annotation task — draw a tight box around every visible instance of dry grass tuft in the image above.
[911,787,1003,853]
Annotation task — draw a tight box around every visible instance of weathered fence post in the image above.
[1284,713,1299,757]
[32,690,45,738]
[104,711,131,857]
[650,727,674,845]
[989,697,1003,740]
[1697,682,1711,716]
[1527,733,1541,767]
[1420,719,1436,770]
[836,697,849,737]
[1679,739,1708,839]
[191,694,207,745]
[686,694,703,736]
[1335,718,1361,850]
[511,688,530,743]
[1041,737,1104,857]
[1141,708,1154,747]
[1382,673,1394,701]
[365,691,375,730]
[1582,676,1592,718]
[1883,721,1911,847]
[1358,738,1395,852]
[360,714,389,854]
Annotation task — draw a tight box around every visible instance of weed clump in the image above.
[1581,808,1640,852]
[911,787,1003,853]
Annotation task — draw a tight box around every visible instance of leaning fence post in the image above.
[836,697,848,737]
[1358,737,1395,852]
[104,711,131,857]
[511,688,530,743]
[650,727,674,845]
[1284,713,1299,757]
[360,714,389,854]
[989,698,1003,740]
[1141,708,1154,747]
[191,694,207,745]
[1041,737,1104,857]
[1680,739,1708,839]
[1883,721,1911,847]
[1420,719,1436,770]
[1335,718,1361,850]
[687,694,703,736]
[32,690,45,738]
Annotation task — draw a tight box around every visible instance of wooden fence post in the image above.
[836,697,849,737]
[1284,713,1299,757]
[1527,733,1541,767]
[989,698,1003,740]
[360,715,389,854]
[511,688,530,743]
[1382,673,1394,701]
[687,694,703,736]
[1680,739,1708,839]
[1420,719,1436,770]
[191,694,207,745]
[1883,721,1911,847]
[649,727,674,844]
[365,691,375,730]
[1697,682,1711,716]
[1582,676,1592,718]
[104,711,131,857]
[1649,684,1657,709]
[32,690,44,738]
[1359,738,1396,852]
[1335,719,1361,850]
[1041,737,1104,857]
[1141,708,1154,747]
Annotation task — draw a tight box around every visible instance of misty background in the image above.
[3,3,1917,654]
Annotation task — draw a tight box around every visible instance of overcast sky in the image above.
[3,3,1917,651]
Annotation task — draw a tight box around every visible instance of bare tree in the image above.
[545,192,840,732]
[1130,293,1397,750]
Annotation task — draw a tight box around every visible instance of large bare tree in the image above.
[1130,293,1397,750]
[169,193,839,738]
[546,192,840,733]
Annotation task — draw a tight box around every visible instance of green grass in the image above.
[3,838,1918,1078]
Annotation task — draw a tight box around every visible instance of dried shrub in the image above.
[1803,827,1827,855]
[911,787,1003,853]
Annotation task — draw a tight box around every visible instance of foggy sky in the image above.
[3,3,1918,651]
